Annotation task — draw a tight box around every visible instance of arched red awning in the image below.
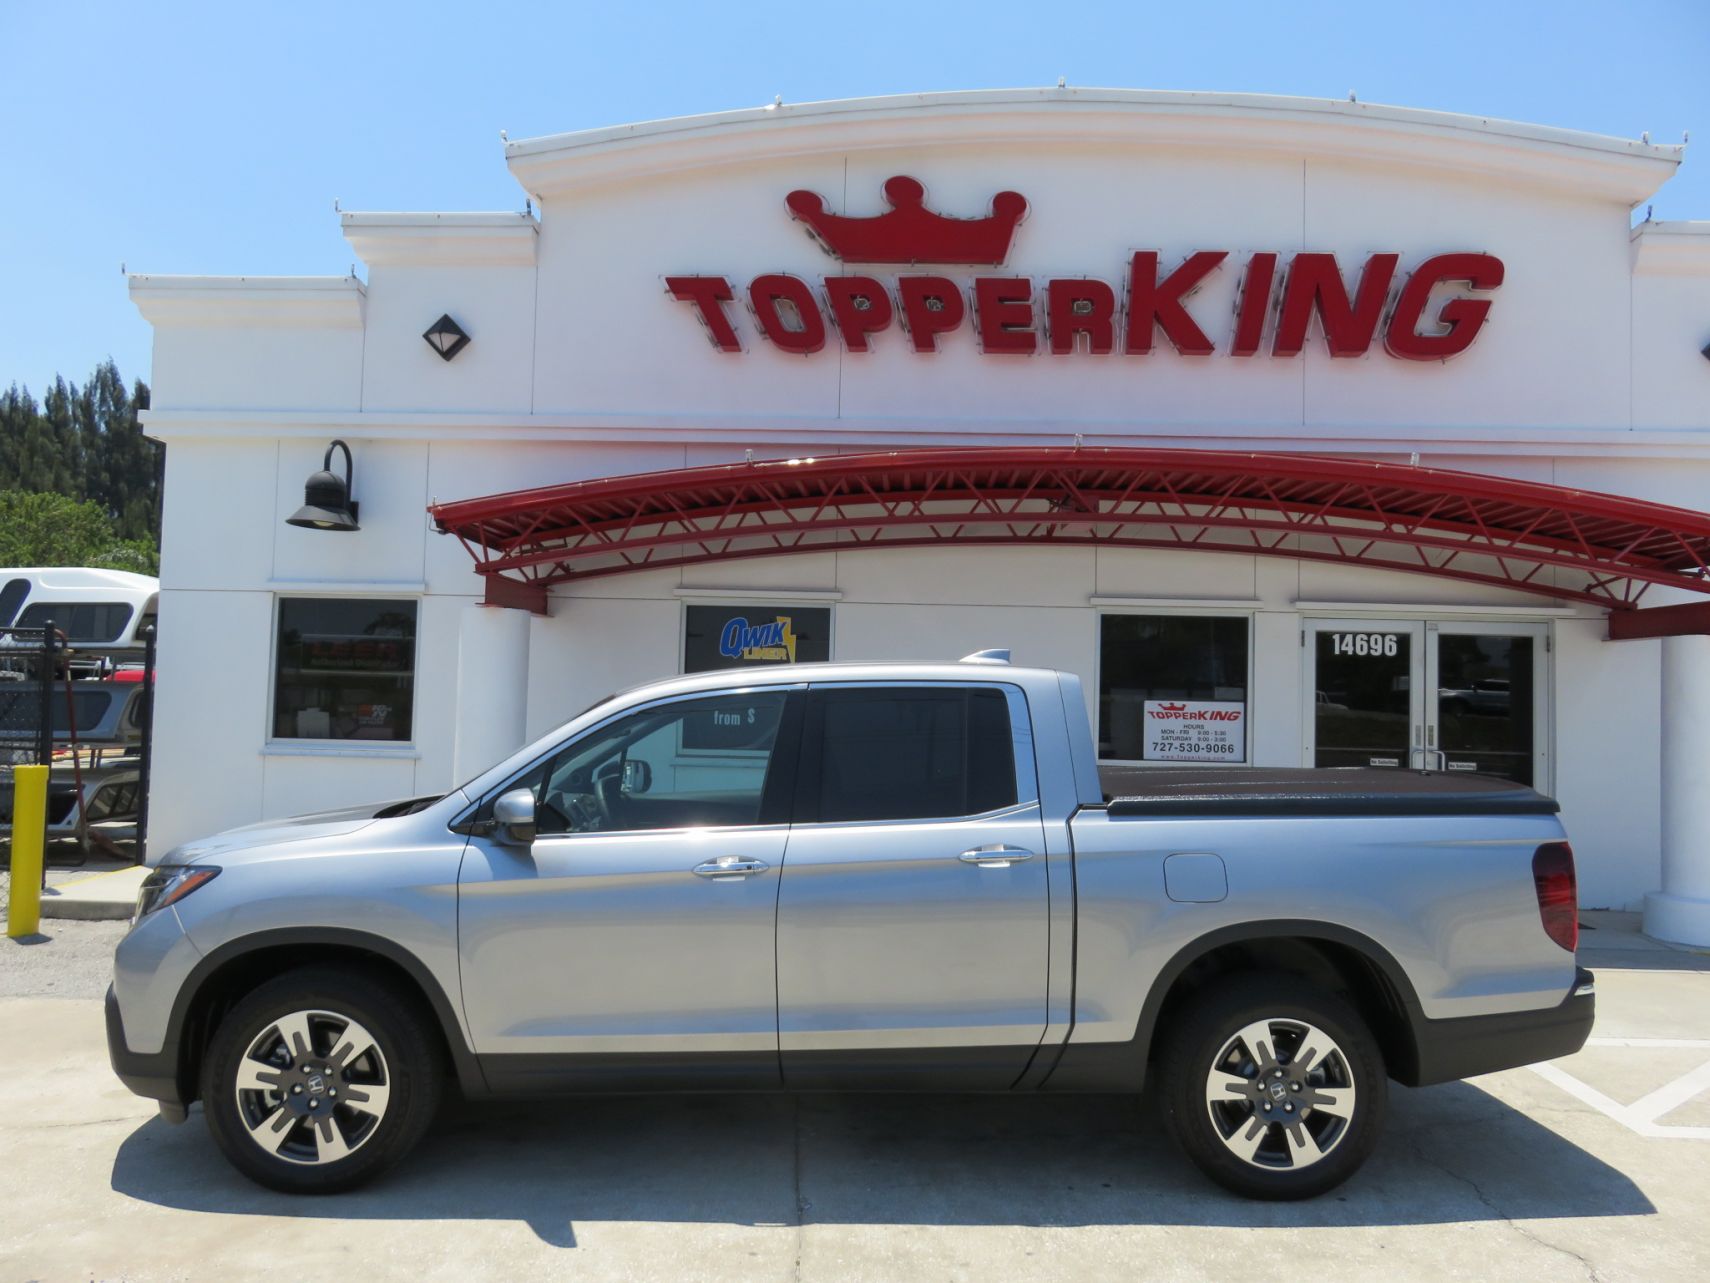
[429,447,1710,629]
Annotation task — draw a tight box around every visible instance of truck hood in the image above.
[158,795,448,866]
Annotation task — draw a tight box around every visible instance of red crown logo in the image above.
[784,176,1028,266]
[1157,703,1187,712]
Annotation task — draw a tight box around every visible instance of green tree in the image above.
[38,377,83,496]
[0,361,160,551]
[0,490,159,575]
[0,385,32,487]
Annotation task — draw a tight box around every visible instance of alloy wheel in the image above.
[1203,1016,1357,1170]
[232,1009,391,1165]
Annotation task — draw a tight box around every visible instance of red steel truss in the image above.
[429,447,1710,619]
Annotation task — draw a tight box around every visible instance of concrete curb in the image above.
[40,865,145,922]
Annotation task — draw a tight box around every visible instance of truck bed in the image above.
[1095,765,1559,818]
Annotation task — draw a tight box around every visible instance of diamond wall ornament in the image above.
[423,314,470,361]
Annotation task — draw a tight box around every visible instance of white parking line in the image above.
[1530,1037,1710,1139]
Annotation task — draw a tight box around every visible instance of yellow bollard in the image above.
[7,764,48,938]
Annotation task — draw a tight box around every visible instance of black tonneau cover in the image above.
[1097,766,1560,818]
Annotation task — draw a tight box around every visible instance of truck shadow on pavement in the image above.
[111,1079,1651,1247]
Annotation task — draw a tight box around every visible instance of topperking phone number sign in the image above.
[1142,700,1247,762]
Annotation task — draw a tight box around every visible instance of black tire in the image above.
[1158,974,1387,1200]
[201,966,443,1194]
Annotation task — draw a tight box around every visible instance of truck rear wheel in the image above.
[1158,974,1386,1200]
[200,967,442,1194]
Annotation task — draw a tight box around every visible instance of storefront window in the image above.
[272,598,416,742]
[1098,614,1249,763]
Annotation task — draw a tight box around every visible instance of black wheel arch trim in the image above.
[115,927,487,1109]
[1039,918,1431,1092]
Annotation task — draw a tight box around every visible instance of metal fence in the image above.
[1,622,155,865]
[0,624,59,766]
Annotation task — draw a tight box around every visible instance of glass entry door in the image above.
[1306,618,1548,786]
[1427,623,1547,786]
[1306,621,1425,769]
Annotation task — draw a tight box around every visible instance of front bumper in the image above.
[105,984,187,1119]
[1406,966,1596,1087]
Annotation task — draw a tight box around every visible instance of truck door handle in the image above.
[692,856,769,879]
[959,845,1034,868]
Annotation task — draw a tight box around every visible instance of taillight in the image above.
[1532,842,1578,953]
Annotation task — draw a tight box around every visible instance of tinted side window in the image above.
[17,601,133,642]
[815,687,1018,823]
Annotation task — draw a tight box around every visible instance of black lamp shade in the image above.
[286,441,361,532]
[424,313,470,361]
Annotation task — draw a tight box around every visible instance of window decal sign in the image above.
[666,176,1504,362]
[719,615,798,662]
[1143,699,1247,762]
[684,603,831,674]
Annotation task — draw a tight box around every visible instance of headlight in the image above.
[134,865,221,922]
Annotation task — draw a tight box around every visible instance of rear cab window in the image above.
[802,684,1031,823]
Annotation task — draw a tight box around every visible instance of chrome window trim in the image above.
[530,820,795,844]
[786,798,1044,835]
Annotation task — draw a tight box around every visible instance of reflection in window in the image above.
[1435,634,1535,785]
[272,598,417,742]
[527,691,788,835]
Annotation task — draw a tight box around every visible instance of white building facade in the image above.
[130,91,1710,939]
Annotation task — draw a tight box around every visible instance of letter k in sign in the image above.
[1125,251,1228,355]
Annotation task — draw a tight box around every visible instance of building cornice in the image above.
[505,88,1683,204]
[136,408,1710,458]
[1632,220,1710,276]
[128,275,366,328]
[340,211,539,268]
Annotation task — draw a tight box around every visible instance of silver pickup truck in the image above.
[108,655,1593,1200]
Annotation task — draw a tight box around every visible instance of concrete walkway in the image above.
[37,862,146,921]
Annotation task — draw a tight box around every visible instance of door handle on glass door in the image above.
[692,856,769,878]
[959,845,1034,868]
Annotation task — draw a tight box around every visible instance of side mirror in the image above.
[621,758,652,795]
[492,788,537,846]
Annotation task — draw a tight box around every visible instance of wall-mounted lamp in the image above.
[423,313,471,361]
[286,440,361,532]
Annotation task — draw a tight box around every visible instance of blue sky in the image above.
[3,0,1706,395]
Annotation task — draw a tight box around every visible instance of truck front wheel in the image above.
[1158,975,1387,1199]
[200,967,443,1194]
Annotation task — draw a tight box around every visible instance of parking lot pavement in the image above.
[2,916,1707,1282]
[0,866,131,999]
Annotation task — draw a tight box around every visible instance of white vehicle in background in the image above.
[0,567,158,677]
[0,569,157,857]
